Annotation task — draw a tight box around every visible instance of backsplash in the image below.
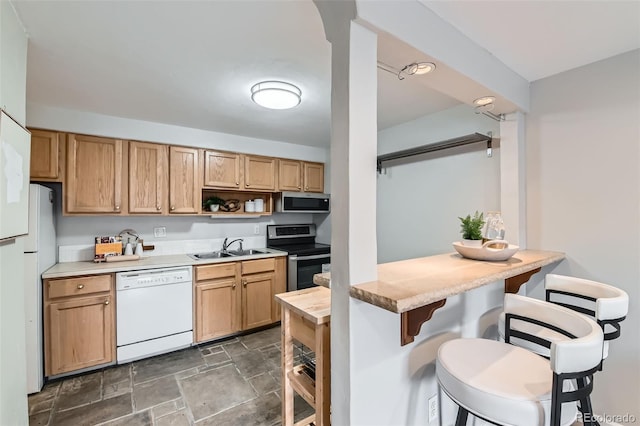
[59,236,267,262]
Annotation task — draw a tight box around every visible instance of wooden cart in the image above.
[276,287,331,426]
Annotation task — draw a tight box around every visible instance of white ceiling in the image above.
[13,1,640,148]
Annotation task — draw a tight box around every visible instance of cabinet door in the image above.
[129,141,167,214]
[46,294,114,375]
[195,278,241,342]
[303,162,324,193]
[204,150,241,189]
[244,155,276,191]
[278,159,302,192]
[242,272,275,330]
[66,134,123,213]
[30,129,63,181]
[169,146,200,214]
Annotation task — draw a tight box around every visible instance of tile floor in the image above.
[28,326,313,426]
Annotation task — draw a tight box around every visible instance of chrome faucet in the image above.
[222,237,243,252]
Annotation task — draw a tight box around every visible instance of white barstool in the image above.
[498,274,628,362]
[437,294,604,426]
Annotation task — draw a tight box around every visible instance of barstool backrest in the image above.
[504,294,604,375]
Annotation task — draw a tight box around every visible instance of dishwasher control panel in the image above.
[116,267,192,290]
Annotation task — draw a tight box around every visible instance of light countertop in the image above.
[275,286,331,325]
[345,249,564,314]
[313,272,331,288]
[43,249,288,279]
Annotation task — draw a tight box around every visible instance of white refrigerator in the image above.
[23,184,56,393]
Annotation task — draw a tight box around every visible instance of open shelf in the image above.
[288,364,316,408]
[201,190,273,216]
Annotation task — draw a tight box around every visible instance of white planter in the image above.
[462,239,482,247]
[209,204,220,212]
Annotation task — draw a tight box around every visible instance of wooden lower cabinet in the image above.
[194,263,241,342]
[44,274,115,376]
[194,256,285,344]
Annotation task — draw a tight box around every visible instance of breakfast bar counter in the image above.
[346,249,564,345]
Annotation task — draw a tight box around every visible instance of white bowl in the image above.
[452,240,519,261]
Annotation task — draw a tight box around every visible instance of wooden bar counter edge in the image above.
[314,249,565,346]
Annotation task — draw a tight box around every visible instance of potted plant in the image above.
[203,196,225,212]
[458,211,485,247]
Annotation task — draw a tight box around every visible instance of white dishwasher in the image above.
[116,266,193,363]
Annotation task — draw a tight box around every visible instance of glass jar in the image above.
[483,211,505,241]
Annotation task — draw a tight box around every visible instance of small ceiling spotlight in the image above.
[403,62,436,76]
[251,81,301,110]
[473,96,496,107]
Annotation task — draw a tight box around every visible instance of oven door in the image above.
[288,253,331,292]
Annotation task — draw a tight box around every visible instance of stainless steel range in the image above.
[266,224,330,292]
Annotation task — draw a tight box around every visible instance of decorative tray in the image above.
[452,240,519,261]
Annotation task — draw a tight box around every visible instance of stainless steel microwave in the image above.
[275,192,330,213]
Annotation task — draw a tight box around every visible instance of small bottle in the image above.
[135,242,143,256]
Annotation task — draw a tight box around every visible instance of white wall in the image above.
[526,49,640,421]
[377,104,500,262]
[0,1,29,424]
[26,107,330,249]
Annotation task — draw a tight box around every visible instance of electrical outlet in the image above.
[254,224,260,235]
[428,394,439,423]
[153,227,167,238]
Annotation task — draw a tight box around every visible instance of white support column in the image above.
[314,2,379,424]
[500,112,527,248]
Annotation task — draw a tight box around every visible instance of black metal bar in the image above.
[376,133,492,172]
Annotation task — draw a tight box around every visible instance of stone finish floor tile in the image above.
[28,410,51,426]
[56,371,103,411]
[101,410,152,426]
[197,393,281,426]
[133,376,181,411]
[29,326,294,426]
[52,393,133,426]
[154,409,191,426]
[181,364,256,421]
[133,348,205,384]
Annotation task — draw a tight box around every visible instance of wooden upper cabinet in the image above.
[244,155,276,191]
[303,162,325,193]
[278,159,302,192]
[66,134,123,214]
[30,129,64,181]
[169,146,200,214]
[204,150,241,189]
[128,141,168,214]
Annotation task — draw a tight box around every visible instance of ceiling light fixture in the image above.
[377,61,436,81]
[473,96,496,106]
[403,62,436,76]
[251,81,301,110]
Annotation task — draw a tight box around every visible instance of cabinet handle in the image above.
[235,181,239,185]
[170,206,175,211]
[297,186,301,189]
[115,205,120,210]
[77,284,84,289]
[242,279,247,287]
[104,300,110,305]
[156,205,161,210]
[246,183,250,187]
[305,186,308,190]
[233,282,237,289]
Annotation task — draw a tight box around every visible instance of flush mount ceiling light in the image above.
[473,96,496,106]
[250,81,301,110]
[403,62,436,76]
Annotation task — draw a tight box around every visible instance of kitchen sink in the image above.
[188,251,235,260]
[228,249,267,256]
